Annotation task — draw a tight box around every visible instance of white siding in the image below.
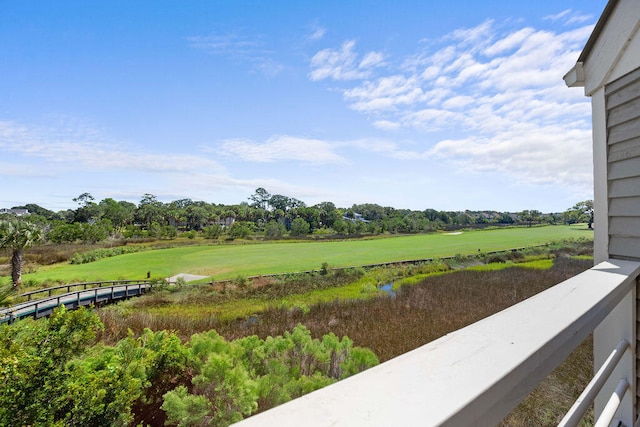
[607,67,640,261]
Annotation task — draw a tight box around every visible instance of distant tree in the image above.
[571,200,594,229]
[293,207,320,231]
[519,210,533,227]
[72,192,100,223]
[233,202,252,221]
[264,221,286,239]
[185,205,209,231]
[314,201,339,228]
[268,194,291,212]
[47,221,83,243]
[497,213,515,224]
[79,220,112,243]
[249,188,271,210]
[332,219,347,234]
[290,218,310,236]
[99,198,135,229]
[423,208,439,222]
[530,210,542,226]
[203,224,223,239]
[72,192,94,206]
[0,219,42,289]
[352,203,386,221]
[136,194,165,228]
[229,222,252,239]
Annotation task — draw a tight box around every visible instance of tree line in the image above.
[3,189,595,244]
[0,190,593,288]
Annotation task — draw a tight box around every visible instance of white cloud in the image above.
[429,125,593,189]
[359,51,385,69]
[544,10,572,22]
[188,33,284,76]
[544,9,593,25]
[0,120,224,174]
[344,75,424,111]
[309,40,384,81]
[484,27,536,56]
[307,25,326,41]
[565,14,593,25]
[373,120,401,130]
[187,34,265,56]
[307,13,596,192]
[448,19,494,48]
[221,135,345,164]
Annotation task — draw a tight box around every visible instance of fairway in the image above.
[17,225,592,284]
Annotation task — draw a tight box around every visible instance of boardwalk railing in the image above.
[232,259,640,426]
[0,280,152,324]
[17,279,150,301]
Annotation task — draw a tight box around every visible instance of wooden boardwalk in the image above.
[0,280,152,324]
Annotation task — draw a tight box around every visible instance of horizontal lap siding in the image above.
[606,68,640,261]
[607,68,640,418]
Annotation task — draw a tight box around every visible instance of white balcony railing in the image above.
[233,259,640,427]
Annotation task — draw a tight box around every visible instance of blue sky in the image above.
[0,1,606,212]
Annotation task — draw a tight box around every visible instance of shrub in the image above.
[161,325,378,426]
[203,225,222,239]
[486,255,506,264]
[182,230,197,240]
[69,245,146,264]
[290,218,310,236]
[234,275,248,290]
[320,262,330,275]
[264,221,286,239]
[360,283,378,294]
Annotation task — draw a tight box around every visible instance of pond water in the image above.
[378,283,396,297]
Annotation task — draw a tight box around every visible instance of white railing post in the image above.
[560,339,631,426]
[595,378,631,427]
[593,282,636,426]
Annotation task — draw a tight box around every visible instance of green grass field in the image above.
[13,225,592,284]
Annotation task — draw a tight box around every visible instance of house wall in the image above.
[606,68,640,261]
[580,1,640,421]
[605,66,640,423]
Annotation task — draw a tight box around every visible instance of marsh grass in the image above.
[95,241,593,425]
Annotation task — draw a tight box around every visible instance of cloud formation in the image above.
[544,9,593,25]
[309,18,595,194]
[309,40,385,81]
[0,120,224,174]
[220,135,345,164]
[188,33,284,76]
[307,24,326,41]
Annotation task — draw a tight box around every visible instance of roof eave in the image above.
[564,0,619,89]
[577,0,620,63]
[563,62,585,88]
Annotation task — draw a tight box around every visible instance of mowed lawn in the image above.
[19,225,592,284]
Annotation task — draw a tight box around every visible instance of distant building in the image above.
[215,216,235,228]
[343,212,369,223]
[0,208,29,216]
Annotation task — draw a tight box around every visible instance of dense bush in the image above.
[0,306,105,426]
[161,325,378,426]
[0,308,378,426]
[69,245,147,264]
[47,220,113,244]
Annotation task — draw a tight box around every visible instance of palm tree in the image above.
[0,219,41,289]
